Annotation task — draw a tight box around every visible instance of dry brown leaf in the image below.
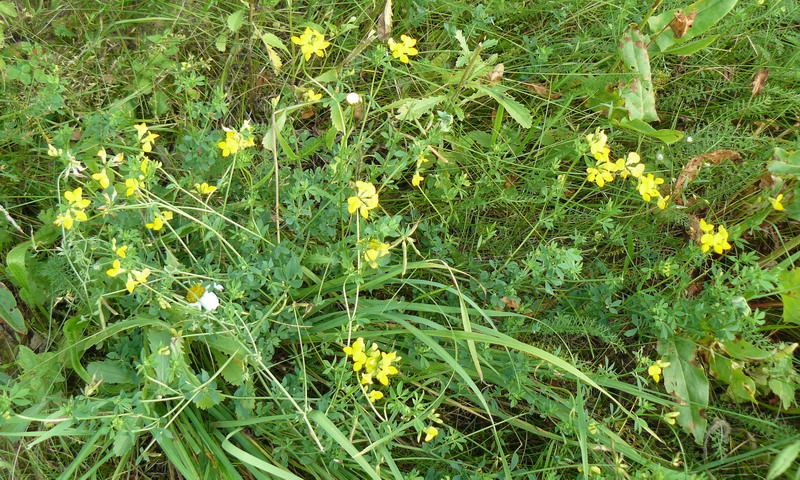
[673,150,742,204]
[487,63,504,85]
[376,0,393,41]
[669,10,698,39]
[500,297,520,311]
[524,82,562,99]
[751,68,769,97]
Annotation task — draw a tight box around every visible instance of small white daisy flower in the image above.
[346,92,361,105]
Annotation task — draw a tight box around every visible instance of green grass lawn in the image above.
[1,0,799,478]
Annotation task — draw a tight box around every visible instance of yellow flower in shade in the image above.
[290,27,331,61]
[47,144,63,157]
[637,173,664,202]
[648,359,671,383]
[367,390,384,402]
[586,166,614,188]
[54,212,74,230]
[134,123,148,140]
[92,170,110,189]
[343,337,368,372]
[64,187,91,209]
[423,426,439,442]
[125,178,141,197]
[303,89,322,102]
[663,411,680,425]
[347,181,379,219]
[217,122,256,157]
[106,259,125,278]
[161,210,173,221]
[116,245,128,258]
[770,194,785,211]
[125,269,150,293]
[657,195,670,210]
[195,182,217,195]
[141,132,159,153]
[412,172,424,187]
[388,34,419,63]
[364,239,390,268]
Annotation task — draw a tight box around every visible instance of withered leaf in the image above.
[487,63,504,85]
[673,150,742,205]
[751,68,769,97]
[376,0,393,42]
[669,10,698,39]
[500,297,520,311]
[524,82,562,99]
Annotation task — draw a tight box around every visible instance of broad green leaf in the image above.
[471,84,532,128]
[768,378,796,410]
[0,1,17,17]
[86,360,134,384]
[659,337,709,444]
[392,96,447,122]
[648,0,738,52]
[617,118,683,144]
[215,33,227,52]
[722,339,771,360]
[619,27,659,122]
[660,35,719,55]
[329,95,346,132]
[778,268,800,324]
[0,282,25,333]
[727,364,756,403]
[260,31,288,52]
[227,10,245,33]
[193,387,221,410]
[6,241,44,309]
[767,441,800,480]
[113,430,135,456]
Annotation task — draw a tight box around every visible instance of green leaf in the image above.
[329,95,346,133]
[193,387,221,410]
[648,0,738,52]
[215,34,227,52]
[86,360,134,384]
[767,441,800,480]
[619,27,659,122]
[471,84,532,129]
[221,430,305,480]
[660,35,719,55]
[0,282,25,333]
[392,96,447,122]
[722,339,771,361]
[778,268,800,324]
[0,2,17,18]
[617,118,683,144]
[260,31,288,52]
[309,411,382,480]
[113,430,135,456]
[226,10,245,33]
[659,337,709,444]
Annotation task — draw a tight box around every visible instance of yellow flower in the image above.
[218,123,256,157]
[290,27,331,61]
[586,166,614,188]
[195,182,217,195]
[770,193,785,211]
[47,144,63,157]
[586,129,610,162]
[343,337,368,372]
[375,350,400,386]
[92,170,110,189]
[106,259,125,278]
[54,212,74,230]
[125,268,150,293]
[636,173,664,202]
[145,216,164,231]
[303,89,322,102]
[347,181,380,219]
[648,359,671,383]
[64,187,91,209]
[186,283,206,303]
[116,245,128,258]
[618,152,645,179]
[141,131,159,153]
[663,411,680,425]
[367,390,384,402]
[699,219,714,233]
[125,178,141,197]
[412,172,424,187]
[364,239,390,268]
[657,195,670,210]
[134,123,149,140]
[712,225,732,254]
[423,426,439,442]
[388,34,419,63]
[161,210,173,221]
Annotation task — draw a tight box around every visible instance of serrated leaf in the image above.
[193,387,221,410]
[472,85,532,128]
[767,441,800,480]
[392,96,447,122]
[264,45,282,70]
[215,33,227,52]
[648,0,737,52]
[330,96,346,132]
[113,430,135,456]
[0,282,25,333]
[227,10,245,33]
[619,27,659,122]
[260,32,288,52]
[659,337,709,444]
[617,118,683,144]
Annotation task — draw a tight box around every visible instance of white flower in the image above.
[686,136,694,143]
[187,282,223,311]
[656,153,664,161]
[346,92,361,105]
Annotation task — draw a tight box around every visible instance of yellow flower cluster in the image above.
[343,337,401,402]
[584,129,669,209]
[290,27,331,61]
[195,182,217,195]
[347,181,380,219]
[218,120,255,157]
[388,35,419,63]
[364,239,390,268]
[411,152,428,188]
[105,243,150,294]
[145,210,174,231]
[699,219,732,254]
[54,187,91,230]
[134,123,159,153]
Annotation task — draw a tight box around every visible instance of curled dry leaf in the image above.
[524,82,562,99]
[751,68,769,97]
[487,63,504,85]
[673,150,742,205]
[669,10,698,39]
[376,0,393,41]
[500,296,520,310]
